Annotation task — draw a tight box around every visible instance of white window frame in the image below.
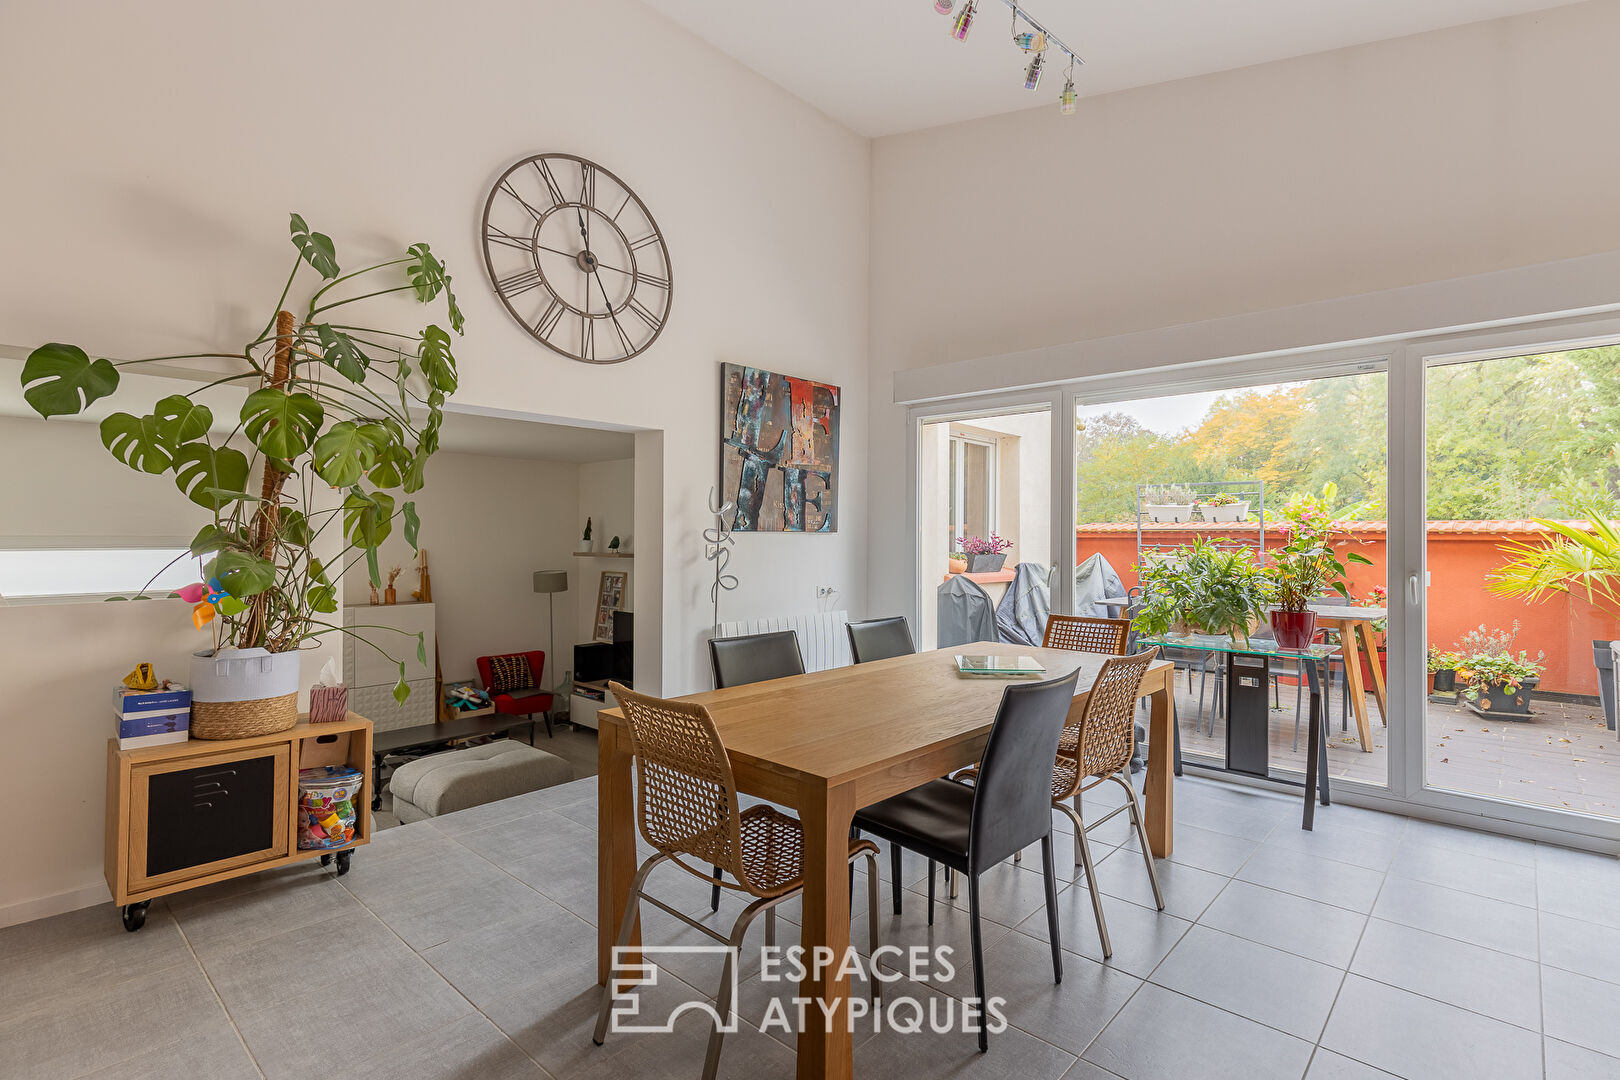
[946,430,999,549]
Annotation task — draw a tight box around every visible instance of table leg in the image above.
[597,721,639,984]
[1335,620,1374,752]
[795,778,855,1080]
[1143,670,1174,858]
[1304,662,1322,831]
[372,751,384,811]
[1355,620,1389,725]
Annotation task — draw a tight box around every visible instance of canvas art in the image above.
[719,364,840,532]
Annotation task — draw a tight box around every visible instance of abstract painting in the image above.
[719,364,840,532]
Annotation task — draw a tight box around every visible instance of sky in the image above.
[1077,382,1305,437]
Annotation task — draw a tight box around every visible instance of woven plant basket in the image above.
[191,692,298,740]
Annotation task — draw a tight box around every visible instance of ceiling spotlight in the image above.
[1060,76,1076,114]
[951,0,977,41]
[1024,51,1044,91]
[1014,30,1046,53]
[934,0,954,14]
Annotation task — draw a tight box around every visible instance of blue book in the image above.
[113,687,192,715]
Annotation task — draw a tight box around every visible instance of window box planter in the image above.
[1204,500,1250,523]
[1146,503,1194,523]
[968,553,1007,573]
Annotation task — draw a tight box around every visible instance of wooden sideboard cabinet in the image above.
[105,713,372,930]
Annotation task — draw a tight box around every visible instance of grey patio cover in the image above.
[995,561,1052,646]
[936,574,997,648]
[1074,552,1127,618]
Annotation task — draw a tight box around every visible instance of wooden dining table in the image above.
[1308,604,1389,752]
[596,642,1177,1080]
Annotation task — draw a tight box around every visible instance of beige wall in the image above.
[0,0,869,924]
[867,0,1620,621]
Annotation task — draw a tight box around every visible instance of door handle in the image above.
[1408,574,1420,604]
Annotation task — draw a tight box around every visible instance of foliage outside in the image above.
[1267,484,1373,612]
[1132,538,1275,644]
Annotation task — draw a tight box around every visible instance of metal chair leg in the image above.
[593,856,664,1046]
[765,906,775,948]
[968,872,988,1053]
[890,842,903,915]
[1114,773,1165,911]
[711,866,722,913]
[927,859,936,926]
[1040,834,1062,984]
[1056,800,1111,958]
[863,851,882,1001]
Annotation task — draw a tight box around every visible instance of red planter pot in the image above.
[1270,609,1318,650]
[1359,649,1388,688]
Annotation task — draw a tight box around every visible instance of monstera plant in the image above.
[19,213,463,703]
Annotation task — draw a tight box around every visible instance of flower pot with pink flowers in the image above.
[958,534,1013,573]
[1266,483,1373,650]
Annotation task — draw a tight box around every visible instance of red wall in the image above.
[1076,522,1620,696]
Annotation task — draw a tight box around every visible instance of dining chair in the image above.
[1042,614,1130,655]
[705,628,808,910]
[846,616,917,663]
[593,683,882,1080]
[852,669,1079,1052]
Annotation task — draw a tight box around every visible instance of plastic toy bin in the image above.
[297,765,363,850]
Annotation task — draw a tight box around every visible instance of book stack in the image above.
[113,686,192,749]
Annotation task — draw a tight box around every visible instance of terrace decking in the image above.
[1173,681,1619,819]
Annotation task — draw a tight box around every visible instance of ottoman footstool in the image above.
[389,740,573,823]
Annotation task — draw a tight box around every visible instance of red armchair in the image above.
[475,650,554,740]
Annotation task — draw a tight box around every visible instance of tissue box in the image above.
[309,685,348,724]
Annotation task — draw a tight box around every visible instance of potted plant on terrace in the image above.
[958,534,1013,573]
[1144,486,1195,524]
[19,213,463,738]
[1266,484,1372,649]
[1427,647,1463,695]
[1202,491,1251,523]
[1353,584,1389,687]
[1132,538,1274,645]
[1458,652,1544,717]
[947,549,969,575]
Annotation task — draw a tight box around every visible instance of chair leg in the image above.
[1040,834,1062,984]
[1115,773,1165,912]
[1058,799,1112,958]
[863,851,882,1001]
[950,864,960,899]
[542,710,553,739]
[701,901,772,1080]
[1071,794,1084,865]
[927,859,936,926]
[968,873,988,1053]
[1013,848,1022,863]
[593,859,661,1046]
[890,843,903,916]
[765,907,775,948]
[711,868,721,913]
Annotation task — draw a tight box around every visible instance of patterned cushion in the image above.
[487,654,534,694]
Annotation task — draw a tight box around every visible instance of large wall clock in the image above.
[480,153,673,364]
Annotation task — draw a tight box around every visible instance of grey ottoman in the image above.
[390,740,573,823]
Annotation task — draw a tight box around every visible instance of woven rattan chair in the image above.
[1042,614,1131,655]
[1052,649,1164,957]
[593,683,881,1080]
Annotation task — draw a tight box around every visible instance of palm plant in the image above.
[1489,513,1620,614]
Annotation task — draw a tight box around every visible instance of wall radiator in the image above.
[715,610,851,673]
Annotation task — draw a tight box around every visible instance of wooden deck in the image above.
[1172,676,1620,818]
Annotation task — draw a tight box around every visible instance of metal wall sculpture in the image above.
[719,363,840,532]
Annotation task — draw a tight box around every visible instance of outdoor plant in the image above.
[957,534,1013,556]
[1204,492,1242,507]
[1355,584,1389,647]
[1456,621,1522,659]
[1488,510,1620,617]
[1426,647,1463,673]
[1132,538,1275,643]
[18,212,463,701]
[1268,483,1373,611]
[1457,651,1545,703]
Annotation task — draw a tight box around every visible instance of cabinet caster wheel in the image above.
[335,851,352,876]
[121,901,150,933]
[320,853,332,867]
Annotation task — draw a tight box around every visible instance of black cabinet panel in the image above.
[145,755,278,877]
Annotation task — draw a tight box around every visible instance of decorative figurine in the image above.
[384,566,402,605]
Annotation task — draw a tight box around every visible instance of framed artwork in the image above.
[720,363,840,532]
[594,570,628,643]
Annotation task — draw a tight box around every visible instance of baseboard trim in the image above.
[0,882,111,929]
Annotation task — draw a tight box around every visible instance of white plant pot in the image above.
[1147,504,1194,523]
[189,647,302,739]
[576,541,593,554]
[1206,501,1250,522]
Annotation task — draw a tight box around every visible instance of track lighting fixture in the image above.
[934,0,954,14]
[1024,51,1044,91]
[951,0,977,41]
[937,1,1082,111]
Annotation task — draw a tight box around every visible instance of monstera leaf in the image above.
[407,243,464,334]
[289,212,339,279]
[276,507,311,548]
[314,324,368,383]
[367,442,411,488]
[343,487,395,585]
[207,549,277,598]
[173,442,251,509]
[152,395,213,445]
[21,343,119,418]
[307,557,337,613]
[189,523,247,557]
[100,412,173,474]
[402,501,420,551]
[417,326,457,393]
[311,420,385,487]
[241,388,323,459]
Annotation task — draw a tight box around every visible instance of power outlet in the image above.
[815,585,836,599]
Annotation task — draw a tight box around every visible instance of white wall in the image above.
[0,0,869,924]
[867,0,1620,622]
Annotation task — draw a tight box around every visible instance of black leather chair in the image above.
[853,669,1078,1052]
[846,616,916,664]
[708,630,805,689]
[704,629,808,909]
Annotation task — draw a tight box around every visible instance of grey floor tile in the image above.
[1399,819,1538,866]
[1093,847,1228,920]
[1537,849,1620,930]
[927,857,1068,929]
[1235,845,1386,913]
[1199,880,1368,968]
[1260,819,1401,872]
[454,807,596,866]
[1541,911,1620,984]
[1303,1049,1399,1079]
[429,791,560,836]
[1117,821,1260,876]
[1175,793,1289,843]
[360,855,563,951]
[1083,982,1314,1080]
[1545,1036,1620,1080]
[977,928,1142,1056]
[505,835,602,924]
[1543,965,1620,1059]
[0,901,195,1021]
[1013,889,1193,980]
[1320,975,1541,1080]
[1348,918,1541,1031]
[76,1022,261,1080]
[1305,804,1409,843]
[1150,925,1344,1040]
[204,908,420,1015]
[0,959,229,1079]
[1370,875,1538,960]
[348,1012,548,1080]
[1386,839,1539,906]
[175,870,363,960]
[422,905,598,1011]
[866,896,1017,1000]
[854,975,1078,1080]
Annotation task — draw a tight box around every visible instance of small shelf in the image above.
[573,551,633,558]
[942,570,1016,585]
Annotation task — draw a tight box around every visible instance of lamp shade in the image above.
[532,570,568,594]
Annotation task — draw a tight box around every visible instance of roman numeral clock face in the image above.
[481,153,672,364]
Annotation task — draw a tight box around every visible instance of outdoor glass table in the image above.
[1139,633,1342,830]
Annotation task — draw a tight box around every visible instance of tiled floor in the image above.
[6,773,1620,1079]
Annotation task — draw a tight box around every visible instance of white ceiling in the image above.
[642,0,1578,136]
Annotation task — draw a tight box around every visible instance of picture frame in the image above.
[595,569,628,643]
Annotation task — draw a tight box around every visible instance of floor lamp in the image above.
[532,570,568,699]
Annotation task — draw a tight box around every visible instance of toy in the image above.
[122,663,157,691]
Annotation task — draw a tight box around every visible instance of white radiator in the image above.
[715,611,851,672]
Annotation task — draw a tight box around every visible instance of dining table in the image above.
[596,641,1176,1080]
[1305,604,1389,751]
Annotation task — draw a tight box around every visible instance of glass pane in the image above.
[0,548,195,598]
[1424,345,1620,818]
[1076,370,1389,790]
